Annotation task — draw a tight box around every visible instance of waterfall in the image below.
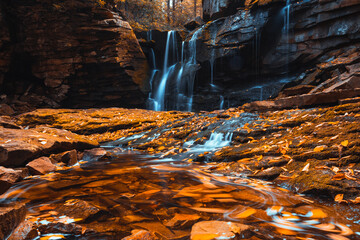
[147,28,203,112]
[175,28,202,111]
[152,31,176,111]
[283,0,291,72]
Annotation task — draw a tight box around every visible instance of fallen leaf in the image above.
[345,173,357,181]
[191,207,228,213]
[314,145,326,152]
[335,194,344,203]
[330,135,339,140]
[302,163,310,172]
[349,197,360,204]
[341,140,349,147]
[332,173,345,181]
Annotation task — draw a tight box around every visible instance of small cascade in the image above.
[219,95,224,109]
[204,132,233,148]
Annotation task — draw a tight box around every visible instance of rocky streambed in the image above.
[0,102,360,239]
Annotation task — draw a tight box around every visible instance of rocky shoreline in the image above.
[0,100,359,239]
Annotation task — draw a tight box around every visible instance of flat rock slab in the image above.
[244,88,360,111]
[0,203,26,239]
[190,221,251,240]
[57,199,106,223]
[0,126,97,167]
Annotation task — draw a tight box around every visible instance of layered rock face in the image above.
[191,0,360,109]
[0,0,148,112]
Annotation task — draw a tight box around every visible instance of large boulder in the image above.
[0,204,27,240]
[0,0,148,111]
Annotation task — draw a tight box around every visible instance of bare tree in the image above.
[194,0,197,18]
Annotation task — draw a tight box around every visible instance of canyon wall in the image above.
[191,0,360,110]
[0,0,148,113]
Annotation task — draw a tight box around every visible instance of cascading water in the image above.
[148,31,177,111]
[147,28,203,112]
[283,0,291,72]
[175,27,203,111]
[219,95,224,110]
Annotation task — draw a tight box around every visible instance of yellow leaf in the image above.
[341,140,349,147]
[235,208,257,219]
[313,145,326,152]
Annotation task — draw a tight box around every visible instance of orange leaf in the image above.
[314,145,326,152]
[332,173,345,181]
[341,140,349,147]
[335,194,344,203]
[309,209,328,218]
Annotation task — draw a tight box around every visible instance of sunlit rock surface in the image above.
[0,103,359,238]
[6,102,360,201]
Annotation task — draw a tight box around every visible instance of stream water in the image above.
[2,133,360,239]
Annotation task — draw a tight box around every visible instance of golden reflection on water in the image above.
[1,151,360,239]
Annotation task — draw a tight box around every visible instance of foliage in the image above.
[113,0,202,31]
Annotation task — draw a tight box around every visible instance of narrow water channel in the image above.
[1,146,360,239]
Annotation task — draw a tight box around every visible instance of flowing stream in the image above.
[1,129,360,239]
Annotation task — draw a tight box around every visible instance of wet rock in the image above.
[279,85,315,98]
[0,203,26,239]
[82,148,107,161]
[26,157,56,175]
[0,116,20,129]
[165,213,201,229]
[244,88,360,111]
[249,167,283,181]
[339,97,360,105]
[184,17,204,31]
[132,222,179,239]
[0,104,15,116]
[57,199,109,223]
[0,166,26,194]
[122,229,159,240]
[190,221,251,240]
[0,126,97,167]
[8,220,38,240]
[50,149,78,166]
